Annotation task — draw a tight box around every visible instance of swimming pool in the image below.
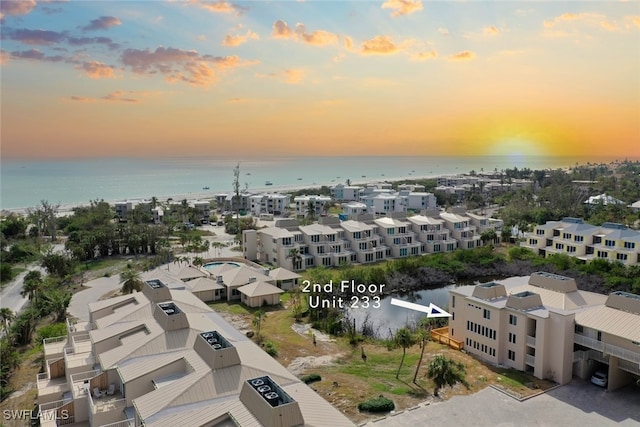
[203,261,241,270]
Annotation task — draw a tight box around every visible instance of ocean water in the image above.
[0,155,619,210]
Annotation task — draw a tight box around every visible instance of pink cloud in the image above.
[120,46,256,86]
[78,61,116,79]
[0,0,37,20]
[271,20,339,46]
[256,68,305,84]
[81,16,122,31]
[361,35,401,55]
[190,0,246,15]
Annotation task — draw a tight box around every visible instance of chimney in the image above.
[216,275,223,284]
[249,277,257,283]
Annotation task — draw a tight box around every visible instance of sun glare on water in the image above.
[488,139,546,165]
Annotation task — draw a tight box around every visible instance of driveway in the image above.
[363,380,640,427]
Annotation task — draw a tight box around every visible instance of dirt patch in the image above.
[0,348,41,427]
[288,354,344,376]
[291,323,335,342]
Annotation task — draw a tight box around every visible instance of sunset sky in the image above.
[1,0,639,160]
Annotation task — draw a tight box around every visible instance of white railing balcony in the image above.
[525,354,535,366]
[39,397,72,413]
[526,335,536,347]
[604,343,640,365]
[574,333,604,352]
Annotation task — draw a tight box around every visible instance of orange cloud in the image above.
[411,50,437,61]
[190,0,246,15]
[120,47,255,86]
[0,50,10,65]
[271,20,339,46]
[381,0,423,17]
[256,68,305,84]
[344,36,354,50]
[222,30,259,47]
[68,91,139,103]
[361,35,401,55]
[78,61,116,79]
[483,25,500,36]
[449,50,475,61]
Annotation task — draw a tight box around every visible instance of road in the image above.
[0,266,44,314]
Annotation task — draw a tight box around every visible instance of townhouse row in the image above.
[521,217,640,266]
[37,280,353,427]
[449,272,640,391]
[243,210,503,271]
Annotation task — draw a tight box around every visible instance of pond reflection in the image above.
[345,284,456,339]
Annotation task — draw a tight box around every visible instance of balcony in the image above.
[64,347,96,370]
[71,369,102,398]
[526,335,536,347]
[39,397,74,427]
[604,343,640,365]
[99,419,135,427]
[525,354,535,366]
[43,336,68,360]
[574,333,604,352]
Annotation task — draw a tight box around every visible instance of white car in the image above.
[590,371,608,387]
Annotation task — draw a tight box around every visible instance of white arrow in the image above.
[390,298,452,318]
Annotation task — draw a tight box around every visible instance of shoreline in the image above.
[0,173,439,216]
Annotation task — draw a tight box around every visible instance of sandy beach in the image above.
[2,174,438,217]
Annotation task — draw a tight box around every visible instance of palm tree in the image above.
[0,307,15,336]
[22,270,44,307]
[413,326,432,384]
[119,268,144,294]
[306,201,316,220]
[426,354,469,396]
[192,256,204,268]
[286,248,303,271]
[394,327,417,379]
[41,289,72,322]
[252,309,265,338]
[501,227,512,246]
[480,229,497,246]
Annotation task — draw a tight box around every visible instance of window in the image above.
[282,237,292,246]
[452,312,455,320]
[624,241,635,249]
[574,324,583,334]
[483,309,491,320]
[311,235,320,243]
[452,295,456,308]
[597,251,608,259]
[387,228,395,235]
[555,243,564,250]
[597,331,602,341]
[399,248,408,257]
[509,332,516,344]
[433,244,441,252]
[536,229,545,235]
[605,239,615,247]
[567,246,576,253]
[509,314,517,326]
[316,246,325,254]
[365,253,373,262]
[322,257,331,266]
[575,235,584,242]
[508,350,515,361]
[617,253,628,261]
[563,232,571,239]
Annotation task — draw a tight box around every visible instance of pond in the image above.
[345,284,456,339]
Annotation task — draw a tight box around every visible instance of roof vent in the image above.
[143,279,172,302]
[194,330,240,369]
[240,376,304,427]
[605,291,640,315]
[153,301,189,331]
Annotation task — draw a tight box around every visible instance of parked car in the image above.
[590,371,608,387]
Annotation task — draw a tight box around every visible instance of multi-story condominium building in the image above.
[293,195,331,217]
[521,218,640,266]
[434,185,470,202]
[248,194,290,216]
[402,191,437,212]
[397,184,426,192]
[151,207,163,224]
[440,212,482,249]
[437,175,479,187]
[466,212,504,236]
[341,202,368,219]
[114,200,151,222]
[449,272,640,391]
[407,215,458,253]
[244,210,496,270]
[373,217,422,258]
[37,280,354,427]
[361,192,406,216]
[191,200,211,223]
[331,184,362,201]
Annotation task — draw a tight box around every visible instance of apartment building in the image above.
[341,202,368,219]
[439,212,482,250]
[114,200,151,222]
[521,218,640,266]
[401,191,437,212]
[361,192,406,216]
[244,210,497,270]
[37,280,354,427]
[248,194,290,216]
[449,272,640,390]
[331,183,362,201]
[293,195,331,217]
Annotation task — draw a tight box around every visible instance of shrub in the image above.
[35,323,67,344]
[263,341,278,357]
[301,374,321,384]
[358,395,395,413]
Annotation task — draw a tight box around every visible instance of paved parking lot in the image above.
[364,379,640,427]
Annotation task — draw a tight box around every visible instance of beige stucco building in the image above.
[449,272,640,390]
[37,280,354,427]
